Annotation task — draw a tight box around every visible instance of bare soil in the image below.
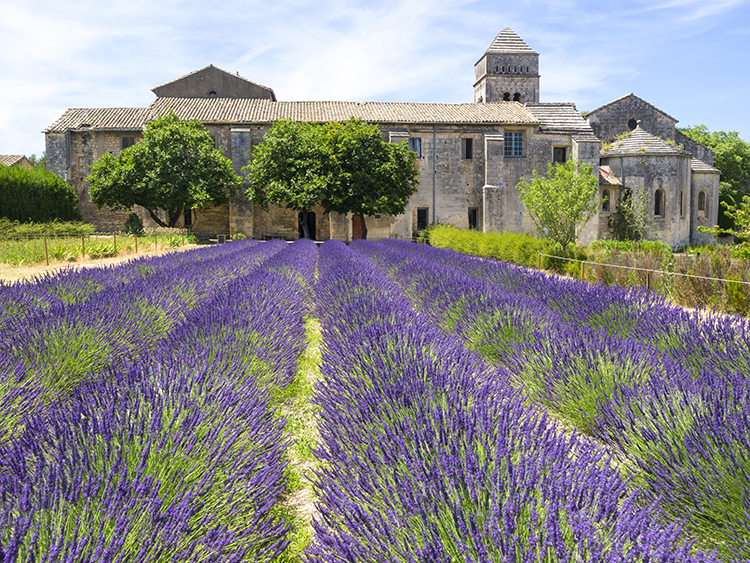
[0,244,201,284]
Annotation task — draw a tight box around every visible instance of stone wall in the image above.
[474,52,539,103]
[691,171,721,245]
[601,154,692,247]
[675,131,715,166]
[152,66,274,100]
[586,96,677,143]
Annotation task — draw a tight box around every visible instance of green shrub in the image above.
[0,165,81,222]
[428,224,586,273]
[123,213,144,235]
[232,233,248,240]
[0,218,94,238]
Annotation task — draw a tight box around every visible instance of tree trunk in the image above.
[358,214,368,240]
[167,208,183,228]
[147,208,169,228]
[300,209,310,239]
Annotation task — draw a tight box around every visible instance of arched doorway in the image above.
[298,211,316,239]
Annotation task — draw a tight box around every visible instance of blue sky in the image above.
[1,0,749,159]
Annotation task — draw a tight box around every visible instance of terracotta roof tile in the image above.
[524,102,597,138]
[43,108,151,133]
[691,158,721,174]
[146,97,539,125]
[0,155,27,166]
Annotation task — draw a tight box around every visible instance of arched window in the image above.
[680,189,685,217]
[207,90,218,98]
[513,92,521,102]
[698,191,707,215]
[602,189,610,212]
[654,189,665,217]
[628,118,638,130]
[503,92,511,101]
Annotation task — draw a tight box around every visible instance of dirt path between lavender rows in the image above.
[0,244,201,284]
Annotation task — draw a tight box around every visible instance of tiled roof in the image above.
[146,97,540,125]
[691,158,721,174]
[44,108,151,133]
[586,93,678,123]
[524,103,597,138]
[0,155,27,166]
[600,125,691,157]
[485,28,537,54]
[599,165,622,185]
[151,64,274,96]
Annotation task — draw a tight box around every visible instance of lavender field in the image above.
[1,238,748,562]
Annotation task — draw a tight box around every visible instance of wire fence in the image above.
[537,252,750,289]
[0,232,198,267]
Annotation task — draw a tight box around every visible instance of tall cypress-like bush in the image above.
[0,165,81,222]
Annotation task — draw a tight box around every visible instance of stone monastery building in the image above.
[44,28,719,247]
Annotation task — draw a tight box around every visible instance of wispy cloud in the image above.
[0,0,748,156]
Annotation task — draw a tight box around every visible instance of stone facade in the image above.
[44,28,719,247]
[587,95,720,247]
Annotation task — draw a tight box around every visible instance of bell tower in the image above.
[474,28,540,104]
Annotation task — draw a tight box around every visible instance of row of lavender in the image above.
[354,238,750,561]
[308,239,714,562]
[0,239,317,561]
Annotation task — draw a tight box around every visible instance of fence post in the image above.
[135,235,138,254]
[537,252,541,270]
[646,271,651,293]
[81,236,85,258]
[581,261,585,280]
[44,237,49,266]
[113,234,117,255]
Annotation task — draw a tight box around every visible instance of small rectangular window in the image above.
[553,146,567,163]
[121,136,136,150]
[184,207,193,228]
[504,131,524,158]
[468,208,478,230]
[408,137,422,158]
[461,138,473,159]
[417,208,429,231]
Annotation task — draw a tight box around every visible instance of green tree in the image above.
[323,119,418,240]
[699,195,750,256]
[87,111,242,228]
[516,159,599,249]
[245,118,419,240]
[607,189,652,241]
[244,119,331,239]
[28,153,46,170]
[679,125,750,230]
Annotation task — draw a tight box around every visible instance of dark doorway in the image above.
[298,211,316,239]
[417,208,429,231]
[468,207,478,230]
[352,215,362,240]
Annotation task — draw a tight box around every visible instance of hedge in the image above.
[0,165,81,222]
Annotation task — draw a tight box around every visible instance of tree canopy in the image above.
[87,111,242,228]
[679,125,750,230]
[244,119,331,239]
[244,118,418,239]
[324,119,418,240]
[516,159,599,249]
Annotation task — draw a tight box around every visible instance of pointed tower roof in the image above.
[485,27,537,55]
